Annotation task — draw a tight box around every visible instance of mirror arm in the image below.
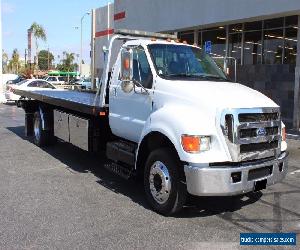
[133,79,150,95]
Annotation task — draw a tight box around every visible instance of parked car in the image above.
[79,78,92,90]
[6,75,26,85]
[5,79,57,103]
[44,76,66,85]
[2,74,18,92]
[68,77,92,90]
[2,74,18,84]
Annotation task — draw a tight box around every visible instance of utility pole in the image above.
[25,49,27,68]
[47,47,50,70]
[91,9,96,89]
[80,12,90,76]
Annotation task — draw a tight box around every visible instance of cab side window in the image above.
[132,47,153,89]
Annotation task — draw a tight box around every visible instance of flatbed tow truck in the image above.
[14,29,288,215]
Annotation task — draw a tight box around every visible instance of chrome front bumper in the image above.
[184,151,288,196]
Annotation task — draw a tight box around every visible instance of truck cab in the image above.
[107,36,288,213]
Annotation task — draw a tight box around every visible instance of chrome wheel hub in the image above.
[149,161,171,204]
[34,118,41,142]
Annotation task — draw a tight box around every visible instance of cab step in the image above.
[104,162,133,180]
[106,140,137,166]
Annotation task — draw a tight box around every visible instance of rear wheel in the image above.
[144,148,187,215]
[33,111,52,147]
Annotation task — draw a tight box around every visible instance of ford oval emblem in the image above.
[256,127,267,136]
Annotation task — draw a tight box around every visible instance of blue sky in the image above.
[2,0,108,64]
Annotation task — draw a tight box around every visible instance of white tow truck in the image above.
[14,30,288,215]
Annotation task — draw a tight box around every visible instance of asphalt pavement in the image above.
[0,103,299,250]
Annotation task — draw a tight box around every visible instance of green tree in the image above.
[38,50,54,70]
[8,49,21,74]
[57,52,77,71]
[29,22,47,67]
[56,52,78,82]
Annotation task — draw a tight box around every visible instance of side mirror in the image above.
[121,81,134,93]
[120,48,133,82]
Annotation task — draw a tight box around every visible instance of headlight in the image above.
[181,135,210,153]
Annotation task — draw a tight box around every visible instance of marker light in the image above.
[282,127,286,141]
[181,135,210,153]
[123,58,130,70]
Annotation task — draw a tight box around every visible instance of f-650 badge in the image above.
[256,127,267,136]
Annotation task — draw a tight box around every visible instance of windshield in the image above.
[147,44,228,81]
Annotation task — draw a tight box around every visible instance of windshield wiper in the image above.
[163,73,202,78]
[195,75,228,81]
[160,72,229,82]
[163,73,228,81]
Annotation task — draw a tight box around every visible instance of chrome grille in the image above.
[221,108,281,162]
[239,127,279,139]
[240,140,278,153]
[238,113,279,123]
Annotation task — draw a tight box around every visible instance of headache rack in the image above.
[114,29,177,40]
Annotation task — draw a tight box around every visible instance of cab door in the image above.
[109,46,154,143]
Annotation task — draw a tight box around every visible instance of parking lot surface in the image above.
[0,103,299,250]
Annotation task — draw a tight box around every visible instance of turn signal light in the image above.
[181,135,211,153]
[181,135,200,153]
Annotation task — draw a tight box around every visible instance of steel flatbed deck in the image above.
[14,88,104,115]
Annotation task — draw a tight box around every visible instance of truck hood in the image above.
[159,80,278,112]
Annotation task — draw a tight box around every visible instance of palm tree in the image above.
[9,49,20,74]
[63,52,75,82]
[29,22,47,68]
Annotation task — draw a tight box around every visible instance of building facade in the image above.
[91,0,300,129]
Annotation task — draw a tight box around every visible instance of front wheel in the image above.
[144,148,187,215]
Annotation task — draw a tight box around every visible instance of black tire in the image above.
[144,148,187,215]
[33,111,51,147]
[16,100,21,107]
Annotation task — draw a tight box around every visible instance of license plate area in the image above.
[248,165,273,181]
[254,179,267,192]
